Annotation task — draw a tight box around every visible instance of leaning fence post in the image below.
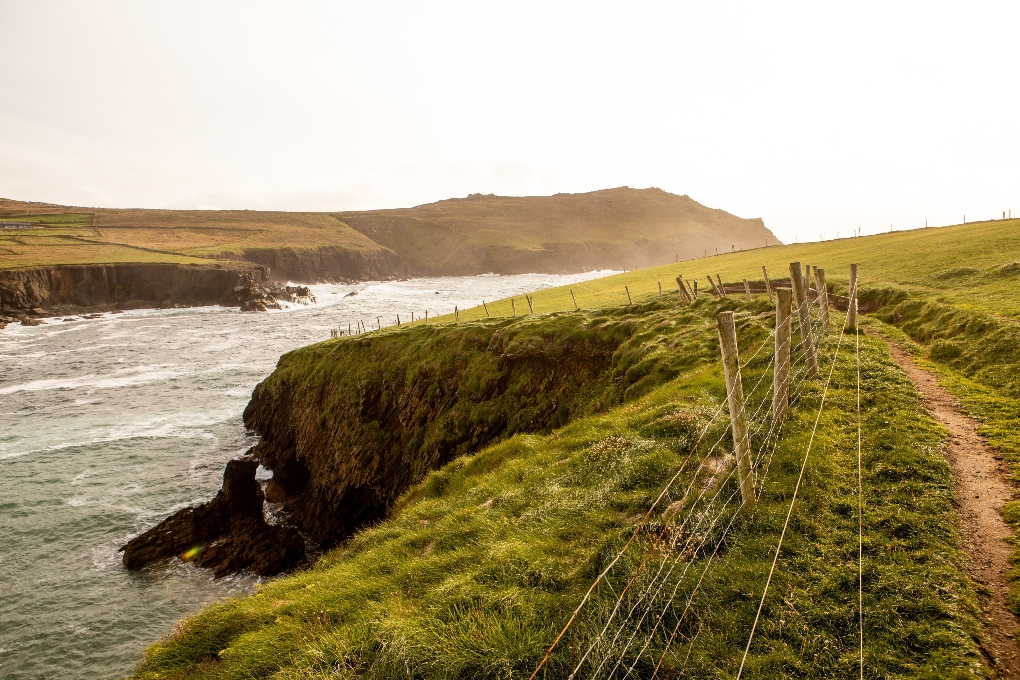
[816,267,830,330]
[482,301,490,317]
[716,274,726,297]
[570,289,579,311]
[511,299,517,317]
[707,274,721,297]
[676,276,690,302]
[625,286,633,305]
[717,311,756,508]
[762,266,773,302]
[743,279,752,301]
[790,262,819,378]
[848,264,858,329]
[683,277,695,301]
[526,294,535,313]
[774,288,792,424]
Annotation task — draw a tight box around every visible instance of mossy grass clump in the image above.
[134,305,986,679]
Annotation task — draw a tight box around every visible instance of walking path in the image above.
[877,333,1020,677]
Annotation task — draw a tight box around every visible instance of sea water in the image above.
[0,272,614,679]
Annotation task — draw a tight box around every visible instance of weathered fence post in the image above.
[848,264,858,330]
[625,286,633,305]
[707,274,721,297]
[815,267,830,330]
[684,278,695,301]
[762,266,773,302]
[526,294,535,313]
[349,323,352,335]
[790,261,819,378]
[716,274,726,297]
[570,289,579,311]
[455,306,460,322]
[658,281,662,300]
[676,276,687,300]
[482,301,490,317]
[397,315,401,327]
[693,279,698,299]
[743,279,752,301]
[717,311,756,508]
[377,317,381,330]
[511,299,517,317]
[774,288,792,424]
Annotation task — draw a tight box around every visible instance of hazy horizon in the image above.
[2,1,1017,244]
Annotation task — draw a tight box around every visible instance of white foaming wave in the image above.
[0,364,183,395]
[0,409,239,462]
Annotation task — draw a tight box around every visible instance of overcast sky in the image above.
[1,1,1017,243]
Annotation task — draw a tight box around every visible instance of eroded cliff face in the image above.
[241,316,630,548]
[122,301,730,576]
[217,246,406,283]
[0,262,271,315]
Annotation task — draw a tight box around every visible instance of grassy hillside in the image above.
[439,218,1020,321]
[134,298,986,678]
[337,188,776,275]
[0,188,773,278]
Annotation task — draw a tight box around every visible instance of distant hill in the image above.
[0,188,777,281]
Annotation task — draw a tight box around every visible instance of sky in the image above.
[1,1,1017,244]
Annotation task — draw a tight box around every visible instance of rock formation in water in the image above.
[121,457,305,577]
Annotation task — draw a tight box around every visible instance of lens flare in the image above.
[181,545,201,561]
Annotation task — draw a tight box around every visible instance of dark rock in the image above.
[343,290,358,298]
[121,457,305,577]
[20,318,43,326]
[30,307,46,316]
[232,270,283,312]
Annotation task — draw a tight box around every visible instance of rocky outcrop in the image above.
[121,457,305,577]
[0,262,272,316]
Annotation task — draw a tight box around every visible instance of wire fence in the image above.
[527,263,864,679]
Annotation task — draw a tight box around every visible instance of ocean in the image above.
[0,272,613,679]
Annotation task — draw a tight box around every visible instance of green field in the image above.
[440,218,1020,322]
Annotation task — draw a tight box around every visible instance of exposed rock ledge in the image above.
[121,457,305,577]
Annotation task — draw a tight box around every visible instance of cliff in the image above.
[123,298,734,574]
[0,262,270,315]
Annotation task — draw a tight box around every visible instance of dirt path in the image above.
[875,333,1020,676]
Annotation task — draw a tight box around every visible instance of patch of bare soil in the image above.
[876,332,1020,677]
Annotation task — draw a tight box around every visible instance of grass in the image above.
[436,218,1020,322]
[133,301,987,678]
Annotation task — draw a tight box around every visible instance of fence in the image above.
[525,261,862,679]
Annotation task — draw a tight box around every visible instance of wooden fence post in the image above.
[815,267,830,330]
[848,264,858,330]
[743,279,752,301]
[676,276,690,302]
[717,311,756,508]
[625,286,633,305]
[774,288,792,424]
[658,281,662,300]
[482,301,490,317]
[790,261,819,378]
[424,312,427,325]
[683,278,695,301]
[570,289,579,311]
[455,306,460,322]
[526,294,535,313]
[762,266,773,302]
[707,274,721,297]
[511,299,517,317]
[716,274,726,297]
[377,317,381,330]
